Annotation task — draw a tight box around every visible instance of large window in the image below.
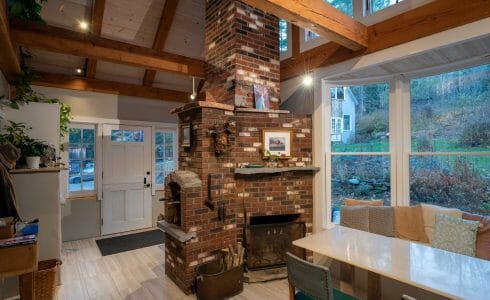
[68,124,96,195]
[409,64,490,215]
[368,0,403,14]
[325,0,353,17]
[279,19,288,53]
[329,83,391,223]
[155,130,176,189]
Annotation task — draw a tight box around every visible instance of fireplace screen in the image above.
[245,222,305,270]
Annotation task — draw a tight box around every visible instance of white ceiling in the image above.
[27,0,205,92]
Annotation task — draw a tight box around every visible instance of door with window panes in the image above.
[68,125,96,196]
[102,125,152,235]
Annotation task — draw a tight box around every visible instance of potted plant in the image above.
[21,139,46,169]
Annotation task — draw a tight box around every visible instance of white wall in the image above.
[32,86,180,123]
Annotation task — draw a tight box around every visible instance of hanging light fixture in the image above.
[190,77,197,100]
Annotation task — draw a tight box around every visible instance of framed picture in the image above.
[181,123,191,147]
[253,84,270,110]
[262,129,292,157]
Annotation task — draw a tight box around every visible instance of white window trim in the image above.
[67,123,97,198]
[154,128,178,191]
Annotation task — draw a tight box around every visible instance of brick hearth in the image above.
[162,0,314,294]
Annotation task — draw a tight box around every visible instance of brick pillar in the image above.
[205,0,280,109]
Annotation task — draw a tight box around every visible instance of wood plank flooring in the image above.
[57,234,289,300]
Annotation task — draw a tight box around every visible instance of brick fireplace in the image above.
[159,0,315,294]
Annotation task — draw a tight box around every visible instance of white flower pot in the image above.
[26,156,41,169]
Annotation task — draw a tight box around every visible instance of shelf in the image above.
[10,167,68,174]
[157,220,196,243]
[234,166,320,175]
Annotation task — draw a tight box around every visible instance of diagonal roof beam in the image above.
[10,20,205,77]
[241,0,368,51]
[143,0,179,87]
[86,0,106,78]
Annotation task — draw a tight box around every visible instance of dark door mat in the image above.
[244,267,288,283]
[96,229,164,256]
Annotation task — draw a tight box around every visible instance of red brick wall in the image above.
[205,0,280,109]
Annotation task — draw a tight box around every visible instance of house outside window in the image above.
[368,0,404,14]
[155,130,177,189]
[68,124,96,195]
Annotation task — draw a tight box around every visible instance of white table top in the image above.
[293,226,490,300]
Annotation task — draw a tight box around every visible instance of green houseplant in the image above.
[21,139,46,169]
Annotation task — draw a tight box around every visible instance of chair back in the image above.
[286,252,334,300]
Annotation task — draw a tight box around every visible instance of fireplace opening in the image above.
[166,182,182,226]
[245,214,305,270]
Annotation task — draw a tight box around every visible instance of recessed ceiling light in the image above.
[76,68,83,74]
[303,75,313,86]
[79,21,89,31]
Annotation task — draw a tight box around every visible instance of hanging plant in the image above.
[7,0,47,23]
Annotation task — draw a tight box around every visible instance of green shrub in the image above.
[458,122,490,148]
[356,110,388,142]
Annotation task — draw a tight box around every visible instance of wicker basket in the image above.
[20,259,62,300]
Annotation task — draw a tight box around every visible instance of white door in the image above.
[102,125,152,235]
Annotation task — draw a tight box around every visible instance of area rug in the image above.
[96,229,164,256]
[244,267,288,283]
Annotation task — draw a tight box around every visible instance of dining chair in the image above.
[286,252,358,300]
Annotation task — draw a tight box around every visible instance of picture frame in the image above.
[262,129,292,157]
[253,84,270,110]
[181,123,191,147]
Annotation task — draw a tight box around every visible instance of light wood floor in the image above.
[57,234,289,300]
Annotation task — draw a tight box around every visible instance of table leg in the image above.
[367,271,381,300]
[19,272,34,300]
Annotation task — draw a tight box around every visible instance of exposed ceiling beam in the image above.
[241,0,369,51]
[196,79,205,94]
[86,0,106,78]
[143,0,179,87]
[10,20,205,78]
[0,0,20,82]
[32,72,194,103]
[280,0,490,81]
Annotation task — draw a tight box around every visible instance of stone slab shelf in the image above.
[234,166,320,175]
[157,220,196,243]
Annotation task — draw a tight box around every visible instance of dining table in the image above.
[293,225,490,300]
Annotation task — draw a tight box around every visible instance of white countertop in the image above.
[293,226,490,300]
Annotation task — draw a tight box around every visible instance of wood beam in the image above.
[196,79,205,94]
[32,72,191,103]
[10,20,205,78]
[143,0,179,86]
[291,25,300,57]
[280,0,490,81]
[241,0,368,51]
[0,0,20,82]
[86,0,106,78]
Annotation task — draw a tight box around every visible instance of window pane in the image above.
[69,128,81,143]
[325,0,353,16]
[84,144,95,160]
[82,160,95,175]
[305,29,319,41]
[82,176,95,191]
[69,180,81,193]
[371,0,403,13]
[331,84,389,152]
[279,19,288,52]
[82,129,95,144]
[156,159,165,171]
[410,155,490,215]
[111,130,123,142]
[155,132,164,144]
[69,145,81,160]
[155,144,164,159]
[134,130,144,142]
[123,130,133,142]
[69,161,81,176]
[331,155,391,222]
[411,64,490,152]
[156,172,164,185]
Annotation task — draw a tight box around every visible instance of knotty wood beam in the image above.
[11,20,205,78]
[241,0,368,51]
[32,72,191,103]
[280,0,490,81]
[143,0,179,86]
[86,0,106,78]
[0,0,20,81]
